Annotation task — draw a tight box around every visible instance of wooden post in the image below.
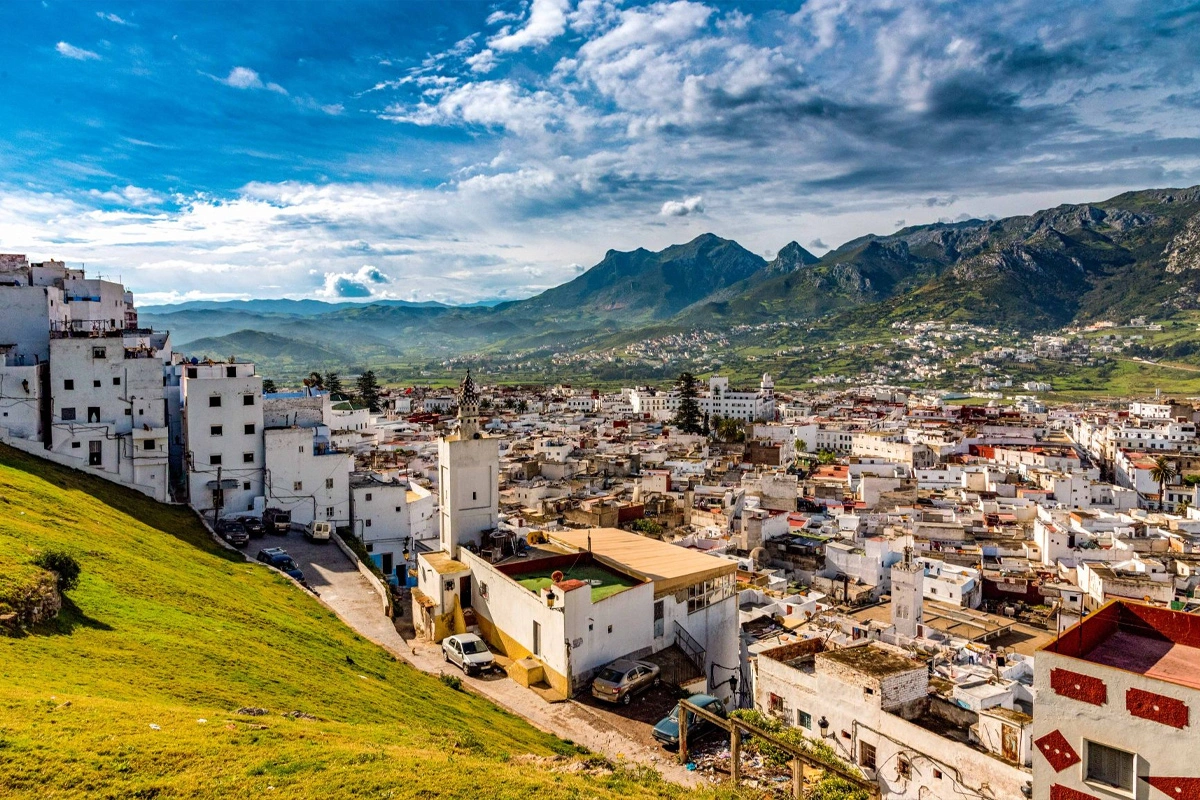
[678,705,689,765]
[792,758,803,799]
[730,725,741,785]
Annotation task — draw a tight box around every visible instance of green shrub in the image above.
[32,550,81,593]
[439,673,463,691]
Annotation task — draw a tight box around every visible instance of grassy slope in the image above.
[0,445,729,800]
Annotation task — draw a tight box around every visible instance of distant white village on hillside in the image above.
[3,254,1198,800]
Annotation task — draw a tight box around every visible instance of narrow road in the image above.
[274,531,699,787]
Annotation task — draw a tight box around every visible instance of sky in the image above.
[1,0,1199,305]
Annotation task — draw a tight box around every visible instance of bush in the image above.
[439,673,463,691]
[32,550,81,593]
[729,708,856,775]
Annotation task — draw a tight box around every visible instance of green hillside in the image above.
[0,445,724,800]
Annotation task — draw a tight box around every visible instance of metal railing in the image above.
[674,620,706,674]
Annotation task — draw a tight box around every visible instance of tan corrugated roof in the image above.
[550,528,735,597]
[422,551,469,575]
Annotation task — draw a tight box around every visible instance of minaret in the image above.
[438,371,499,555]
[890,546,924,639]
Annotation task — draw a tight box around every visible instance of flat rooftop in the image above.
[508,561,640,603]
[550,527,736,596]
[819,643,924,677]
[1044,601,1200,690]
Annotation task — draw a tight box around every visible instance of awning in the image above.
[205,478,240,489]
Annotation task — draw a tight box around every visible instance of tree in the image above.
[262,378,278,394]
[672,372,703,434]
[306,371,325,390]
[1150,456,1178,510]
[355,370,382,411]
[516,399,529,414]
[323,372,344,396]
[33,550,81,593]
[817,449,837,464]
[715,416,744,443]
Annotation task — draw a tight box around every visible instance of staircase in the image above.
[673,621,707,676]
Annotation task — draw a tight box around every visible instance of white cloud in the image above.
[218,66,288,94]
[87,185,165,207]
[489,0,571,52]
[319,264,392,298]
[96,11,134,26]
[383,80,580,135]
[660,195,704,216]
[56,42,101,61]
[466,49,498,73]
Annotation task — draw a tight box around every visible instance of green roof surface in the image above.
[513,564,639,603]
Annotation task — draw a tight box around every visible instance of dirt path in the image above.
[278,533,699,787]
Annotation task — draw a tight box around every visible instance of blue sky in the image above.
[1,0,1198,305]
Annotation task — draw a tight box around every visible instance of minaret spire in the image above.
[458,369,480,439]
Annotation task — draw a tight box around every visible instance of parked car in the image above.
[216,519,249,548]
[238,516,265,538]
[256,547,305,582]
[441,633,495,676]
[591,658,661,705]
[304,520,333,542]
[263,508,291,535]
[652,694,727,748]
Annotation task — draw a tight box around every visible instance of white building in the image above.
[1033,600,1200,800]
[263,424,352,526]
[180,361,264,518]
[351,472,435,583]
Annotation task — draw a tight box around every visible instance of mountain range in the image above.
[141,185,1200,377]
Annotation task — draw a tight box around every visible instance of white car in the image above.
[441,633,495,675]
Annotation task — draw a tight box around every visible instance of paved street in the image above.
[257,530,699,787]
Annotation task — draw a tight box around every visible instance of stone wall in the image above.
[0,570,62,633]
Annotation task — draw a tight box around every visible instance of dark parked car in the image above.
[652,694,727,748]
[591,658,661,705]
[263,508,291,535]
[256,547,305,582]
[216,519,249,548]
[238,516,265,538]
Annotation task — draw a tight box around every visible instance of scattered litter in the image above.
[55,701,72,711]
[235,707,269,716]
[149,724,161,730]
[283,711,316,720]
[197,719,207,724]
[686,762,696,771]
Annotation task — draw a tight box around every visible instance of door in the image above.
[459,576,472,609]
[653,599,664,638]
[88,440,102,466]
[532,620,541,656]
[1001,725,1018,763]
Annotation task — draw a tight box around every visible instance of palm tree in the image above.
[1149,456,1177,510]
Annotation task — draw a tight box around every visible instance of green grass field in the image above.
[0,445,737,799]
[513,564,640,603]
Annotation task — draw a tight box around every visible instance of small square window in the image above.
[365,493,372,501]
[365,519,372,527]
[226,366,237,378]
[243,394,254,406]
[187,367,197,379]
[244,423,255,435]
[395,506,402,513]
[61,407,76,421]
[933,769,943,780]
[143,439,155,451]
[112,376,120,386]
[326,478,334,489]
[243,481,251,490]
[209,395,221,408]
[1086,741,1134,792]
[71,440,81,449]
[64,379,74,390]
[211,425,223,436]
[210,454,222,465]
[859,742,876,770]
[898,759,911,780]
[325,507,334,518]
[293,481,302,491]
[93,379,101,388]
[243,452,254,463]
[92,347,106,359]
[798,710,812,730]
[124,408,132,416]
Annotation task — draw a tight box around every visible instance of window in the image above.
[325,507,334,518]
[209,395,221,408]
[88,440,101,466]
[293,481,302,491]
[768,693,785,716]
[1086,741,1134,792]
[61,407,76,421]
[93,379,101,388]
[687,573,735,613]
[532,620,541,655]
[395,506,402,513]
[243,481,251,490]
[381,553,393,575]
[71,441,81,449]
[226,366,237,378]
[243,453,254,463]
[87,406,100,423]
[365,519,372,527]
[124,408,131,416]
[243,394,254,406]
[472,491,477,500]
[211,425,223,436]
[859,742,877,770]
[112,376,120,386]
[898,758,911,780]
[143,439,155,451]
[92,347,106,359]
[798,710,812,730]
[364,493,372,501]
[64,379,74,390]
[933,769,943,780]
[326,478,334,489]
[244,423,255,435]
[210,454,222,465]
[187,367,198,379]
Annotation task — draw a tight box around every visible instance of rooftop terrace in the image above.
[498,550,642,603]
